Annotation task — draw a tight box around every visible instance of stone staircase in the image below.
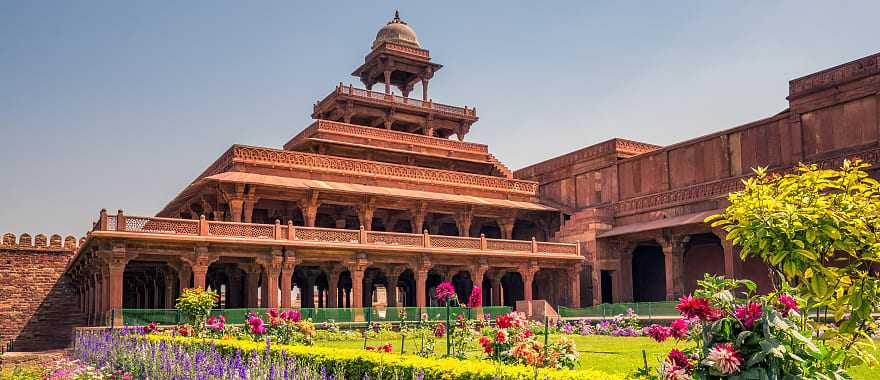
[487,153,514,179]
[552,207,613,241]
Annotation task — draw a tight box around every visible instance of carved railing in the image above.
[317,84,476,119]
[228,145,538,195]
[377,42,430,59]
[92,210,579,256]
[285,119,489,154]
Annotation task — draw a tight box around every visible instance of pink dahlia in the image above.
[734,303,763,329]
[647,324,672,342]
[676,296,722,321]
[670,319,689,339]
[434,281,457,304]
[667,349,692,370]
[704,343,742,375]
[659,361,691,380]
[778,294,799,317]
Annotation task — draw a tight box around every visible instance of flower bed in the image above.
[72,329,621,380]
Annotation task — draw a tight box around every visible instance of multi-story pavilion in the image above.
[65,12,582,324]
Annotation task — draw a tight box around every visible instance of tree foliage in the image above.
[707,159,880,367]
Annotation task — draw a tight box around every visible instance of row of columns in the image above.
[197,189,543,240]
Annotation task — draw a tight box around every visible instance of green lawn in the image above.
[335,333,879,378]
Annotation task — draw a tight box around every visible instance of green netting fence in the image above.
[558,301,679,319]
[121,306,512,327]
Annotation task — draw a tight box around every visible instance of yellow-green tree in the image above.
[707,159,879,367]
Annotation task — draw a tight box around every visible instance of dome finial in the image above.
[394,9,400,22]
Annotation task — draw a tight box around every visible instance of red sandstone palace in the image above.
[3,12,880,349]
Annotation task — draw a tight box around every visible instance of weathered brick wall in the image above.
[0,233,85,351]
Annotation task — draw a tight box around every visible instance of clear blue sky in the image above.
[1,1,878,237]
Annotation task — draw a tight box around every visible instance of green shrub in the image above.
[174,287,218,337]
[141,335,622,380]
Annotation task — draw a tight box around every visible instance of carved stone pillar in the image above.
[243,196,257,224]
[410,201,427,233]
[488,272,504,306]
[567,267,582,308]
[326,268,341,308]
[103,244,130,325]
[421,78,429,102]
[455,207,474,237]
[358,197,376,230]
[301,273,316,308]
[387,266,404,307]
[659,235,688,301]
[188,245,214,290]
[499,213,517,240]
[383,69,391,94]
[415,257,431,308]
[471,261,488,295]
[519,264,538,303]
[301,191,319,227]
[714,229,737,278]
[243,264,261,308]
[260,248,283,309]
[347,254,369,308]
[281,256,295,309]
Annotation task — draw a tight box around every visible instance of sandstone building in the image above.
[3,12,880,349]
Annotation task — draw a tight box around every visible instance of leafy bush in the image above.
[638,275,855,379]
[707,160,880,368]
[174,287,218,337]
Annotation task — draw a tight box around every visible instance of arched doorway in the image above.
[632,243,666,302]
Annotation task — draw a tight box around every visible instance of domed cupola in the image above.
[371,10,421,49]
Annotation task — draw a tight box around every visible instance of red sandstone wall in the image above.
[0,233,85,351]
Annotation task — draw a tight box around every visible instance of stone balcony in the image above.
[314,84,478,120]
[88,211,581,259]
[283,119,490,161]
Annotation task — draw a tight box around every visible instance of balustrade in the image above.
[94,210,579,256]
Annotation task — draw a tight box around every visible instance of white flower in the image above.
[703,343,742,375]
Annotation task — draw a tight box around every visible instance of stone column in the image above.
[387,267,404,307]
[301,191,320,227]
[177,266,192,291]
[660,236,688,301]
[152,276,160,309]
[455,207,473,237]
[499,214,516,240]
[301,274,316,308]
[281,255,295,308]
[567,267,582,308]
[410,201,427,233]
[326,268,340,308]
[164,274,175,309]
[715,230,737,278]
[383,70,391,94]
[243,264,261,308]
[358,198,376,231]
[104,245,129,326]
[415,268,428,308]
[489,272,503,306]
[519,265,538,303]
[261,248,283,309]
[228,198,244,223]
[350,269,364,308]
[227,271,241,308]
[362,276,373,308]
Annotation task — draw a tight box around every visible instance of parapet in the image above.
[0,232,80,251]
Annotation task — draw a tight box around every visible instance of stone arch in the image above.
[632,242,666,302]
[682,233,725,295]
[425,269,444,306]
